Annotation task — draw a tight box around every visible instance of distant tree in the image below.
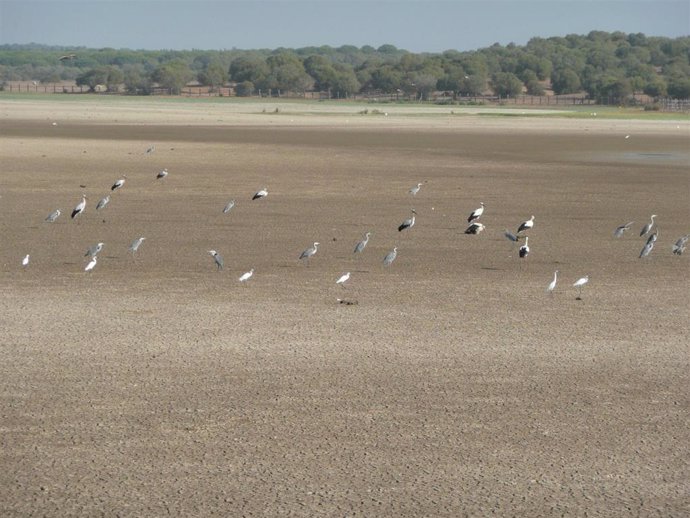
[551,68,581,94]
[368,65,403,92]
[303,55,337,90]
[667,77,690,99]
[123,64,152,94]
[105,66,123,91]
[76,67,109,91]
[491,72,523,97]
[643,77,667,97]
[229,55,269,85]
[198,62,228,90]
[330,64,360,96]
[235,80,255,97]
[152,60,192,94]
[522,70,545,95]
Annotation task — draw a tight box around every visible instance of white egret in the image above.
[546,270,558,295]
[239,269,254,282]
[336,272,351,286]
[573,276,589,299]
[85,256,98,272]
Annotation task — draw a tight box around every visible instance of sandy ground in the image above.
[0,98,689,516]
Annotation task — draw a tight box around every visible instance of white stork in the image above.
[71,195,86,219]
[464,222,485,235]
[519,236,530,258]
[517,215,535,234]
[398,209,416,232]
[252,187,268,200]
[111,175,127,191]
[467,202,485,223]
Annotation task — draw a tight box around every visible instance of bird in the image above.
[129,237,146,255]
[645,229,659,246]
[299,242,319,264]
[45,209,61,222]
[464,222,485,235]
[467,202,485,223]
[223,200,236,213]
[519,237,530,258]
[517,215,535,234]
[573,276,589,299]
[409,182,423,196]
[639,215,656,237]
[613,221,634,238]
[71,195,86,219]
[145,145,155,155]
[639,230,658,258]
[252,188,268,200]
[398,209,416,232]
[96,195,110,210]
[336,272,351,286]
[22,254,30,267]
[546,270,559,294]
[353,232,371,254]
[58,54,76,61]
[672,234,689,255]
[85,256,98,272]
[383,247,398,266]
[111,176,126,191]
[208,250,224,270]
[85,242,104,257]
[503,229,520,243]
[156,168,168,179]
[239,269,254,282]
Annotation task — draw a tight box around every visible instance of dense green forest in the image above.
[1,31,689,100]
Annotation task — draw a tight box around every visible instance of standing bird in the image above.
[145,145,155,155]
[96,195,110,210]
[22,254,30,267]
[383,247,398,266]
[299,242,320,264]
[71,194,86,219]
[208,250,224,270]
[45,209,61,222]
[111,176,126,191]
[409,182,423,196]
[223,200,236,213]
[519,237,530,259]
[639,230,658,258]
[546,270,559,295]
[85,242,104,257]
[156,168,168,179]
[239,269,254,282]
[467,202,485,223]
[336,272,351,287]
[252,187,268,200]
[129,237,146,255]
[672,234,689,255]
[517,215,535,234]
[398,209,416,232]
[613,221,634,238]
[353,232,371,254]
[639,215,657,237]
[84,256,98,272]
[464,222,485,235]
[573,276,589,300]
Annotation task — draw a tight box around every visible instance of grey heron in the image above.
[22,254,30,267]
[129,237,146,255]
[111,176,126,191]
[464,222,485,235]
[573,276,589,299]
[336,272,351,286]
[467,202,485,223]
[519,236,530,258]
[45,209,61,222]
[299,242,319,264]
[517,215,535,234]
[208,250,224,270]
[71,194,86,219]
[398,209,416,232]
[239,269,254,282]
[96,195,110,210]
[354,232,371,254]
[546,270,558,294]
[639,230,658,258]
[640,215,656,237]
[252,188,268,200]
[614,221,634,238]
[156,168,168,179]
[85,256,98,272]
[383,247,398,266]
[672,234,689,255]
[409,183,423,196]
[223,200,236,213]
[85,242,104,257]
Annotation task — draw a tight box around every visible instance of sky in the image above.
[0,0,688,53]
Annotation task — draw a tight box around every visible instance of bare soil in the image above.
[1,101,689,516]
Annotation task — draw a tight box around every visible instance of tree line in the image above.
[1,31,689,101]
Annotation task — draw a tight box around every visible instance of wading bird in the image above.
[573,276,589,300]
[85,242,104,257]
[96,195,110,210]
[639,230,658,258]
[223,200,235,213]
[111,176,126,191]
[464,222,485,235]
[640,215,657,237]
[383,247,398,266]
[22,254,30,267]
[517,215,535,234]
[145,145,155,155]
[546,270,558,295]
[71,194,86,219]
[252,188,268,200]
[129,237,146,255]
[299,242,319,264]
[58,54,76,61]
[156,168,168,179]
[336,272,351,287]
[614,221,634,238]
[519,236,530,258]
[208,250,224,270]
[398,209,416,232]
[672,234,689,255]
[467,202,485,223]
[85,256,98,272]
[239,269,254,282]
[353,232,371,254]
[409,183,423,196]
[45,209,61,222]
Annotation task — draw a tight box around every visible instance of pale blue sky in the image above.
[1,0,688,52]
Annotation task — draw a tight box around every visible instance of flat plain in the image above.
[1,97,689,516]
